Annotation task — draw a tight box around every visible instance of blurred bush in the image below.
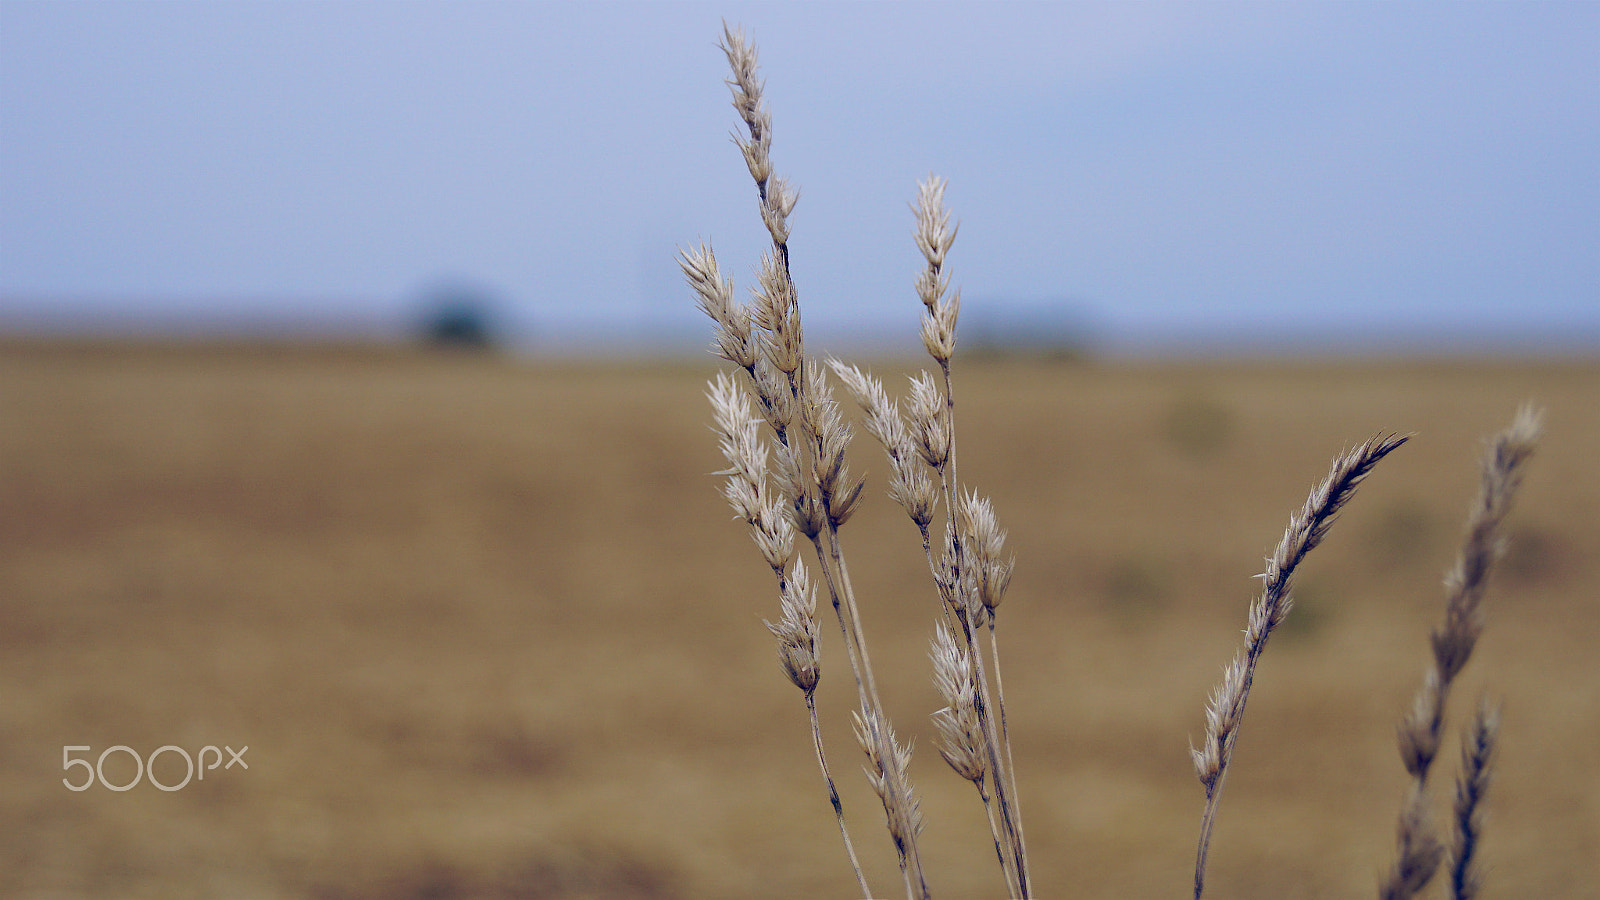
[415,278,505,351]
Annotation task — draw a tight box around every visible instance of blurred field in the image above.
[1,339,1595,899]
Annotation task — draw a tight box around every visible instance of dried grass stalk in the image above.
[1381,406,1539,900]
[834,177,1031,896]
[853,708,929,900]
[1193,433,1409,899]
[1450,699,1499,900]
[689,22,931,899]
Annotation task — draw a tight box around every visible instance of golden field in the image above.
[1,340,1595,899]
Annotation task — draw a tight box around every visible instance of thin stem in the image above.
[962,611,1027,897]
[808,692,871,898]
[936,359,1029,896]
[943,362,1029,878]
[989,621,1027,881]
[827,528,931,900]
[809,537,871,732]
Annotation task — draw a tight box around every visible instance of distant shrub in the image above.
[415,280,503,351]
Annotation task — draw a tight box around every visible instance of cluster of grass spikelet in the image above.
[682,23,1540,900]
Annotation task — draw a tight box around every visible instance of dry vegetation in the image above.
[3,25,1596,900]
[0,339,1596,898]
[678,24,1589,900]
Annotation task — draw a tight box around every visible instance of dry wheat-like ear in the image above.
[1380,405,1540,900]
[930,623,987,785]
[1449,698,1499,900]
[831,176,1032,897]
[1192,433,1409,900]
[853,707,928,900]
[931,621,1019,882]
[707,372,869,893]
[691,23,938,900]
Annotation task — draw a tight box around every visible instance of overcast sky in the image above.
[2,1,1596,355]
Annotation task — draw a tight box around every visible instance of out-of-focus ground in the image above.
[1,339,1595,899]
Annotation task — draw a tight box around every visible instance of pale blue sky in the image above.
[2,1,1596,354]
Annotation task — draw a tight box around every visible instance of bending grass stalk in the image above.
[1192,433,1409,900]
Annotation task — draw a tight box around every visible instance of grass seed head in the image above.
[766,560,821,694]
